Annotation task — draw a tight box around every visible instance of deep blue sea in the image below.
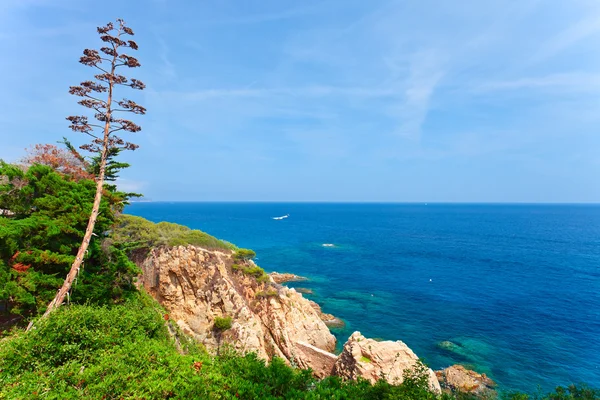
[126,202,600,393]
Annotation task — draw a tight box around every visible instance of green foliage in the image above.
[0,293,445,399]
[1,293,598,399]
[245,265,267,279]
[502,384,600,400]
[234,248,256,261]
[110,214,236,253]
[0,163,138,316]
[256,273,271,284]
[214,316,233,331]
[255,289,278,299]
[230,258,270,284]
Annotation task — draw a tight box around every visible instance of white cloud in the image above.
[528,12,600,64]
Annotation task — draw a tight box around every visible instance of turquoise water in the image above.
[126,202,600,393]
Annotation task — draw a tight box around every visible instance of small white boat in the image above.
[272,214,289,220]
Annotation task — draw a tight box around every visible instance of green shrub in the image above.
[245,265,266,278]
[230,260,270,284]
[214,316,233,331]
[256,273,271,284]
[111,214,236,252]
[233,248,256,261]
[256,289,278,299]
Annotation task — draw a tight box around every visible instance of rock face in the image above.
[436,365,496,397]
[139,246,336,375]
[333,332,441,393]
[269,272,308,284]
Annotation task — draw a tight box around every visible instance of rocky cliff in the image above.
[138,245,441,388]
[138,245,336,374]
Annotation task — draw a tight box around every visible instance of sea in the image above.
[126,202,600,393]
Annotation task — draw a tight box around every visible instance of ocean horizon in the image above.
[126,202,600,393]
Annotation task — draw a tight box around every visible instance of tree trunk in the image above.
[28,154,108,327]
[27,62,115,331]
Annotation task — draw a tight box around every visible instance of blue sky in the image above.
[1,0,599,202]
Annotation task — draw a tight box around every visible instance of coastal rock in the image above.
[333,331,441,392]
[295,287,313,295]
[308,300,345,328]
[269,272,308,284]
[436,365,496,397]
[139,246,336,375]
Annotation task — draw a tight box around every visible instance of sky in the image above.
[0,0,599,202]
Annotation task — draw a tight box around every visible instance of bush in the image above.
[214,316,233,331]
[233,248,256,261]
[256,289,278,299]
[111,215,236,253]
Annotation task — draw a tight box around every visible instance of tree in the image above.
[22,143,92,181]
[30,19,145,328]
[0,163,138,318]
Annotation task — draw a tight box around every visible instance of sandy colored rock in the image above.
[333,331,441,392]
[436,365,496,397]
[269,272,308,284]
[139,246,336,372]
[295,341,337,378]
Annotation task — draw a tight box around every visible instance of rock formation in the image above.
[333,332,441,393]
[269,272,308,284]
[138,245,441,388]
[436,365,497,397]
[138,246,336,376]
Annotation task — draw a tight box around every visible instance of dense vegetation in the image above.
[0,162,138,317]
[0,292,447,399]
[110,214,236,253]
[1,292,598,399]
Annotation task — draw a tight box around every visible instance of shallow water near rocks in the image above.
[127,202,600,393]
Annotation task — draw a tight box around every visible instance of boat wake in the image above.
[272,214,289,220]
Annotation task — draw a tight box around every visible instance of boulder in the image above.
[436,364,497,397]
[333,331,441,392]
[269,272,308,284]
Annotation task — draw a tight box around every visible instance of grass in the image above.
[110,214,237,252]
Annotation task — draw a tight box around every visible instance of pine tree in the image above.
[29,19,145,328]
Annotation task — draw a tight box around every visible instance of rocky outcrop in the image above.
[333,332,441,392]
[269,272,308,284]
[139,246,336,373]
[139,245,441,388]
[436,365,496,397]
